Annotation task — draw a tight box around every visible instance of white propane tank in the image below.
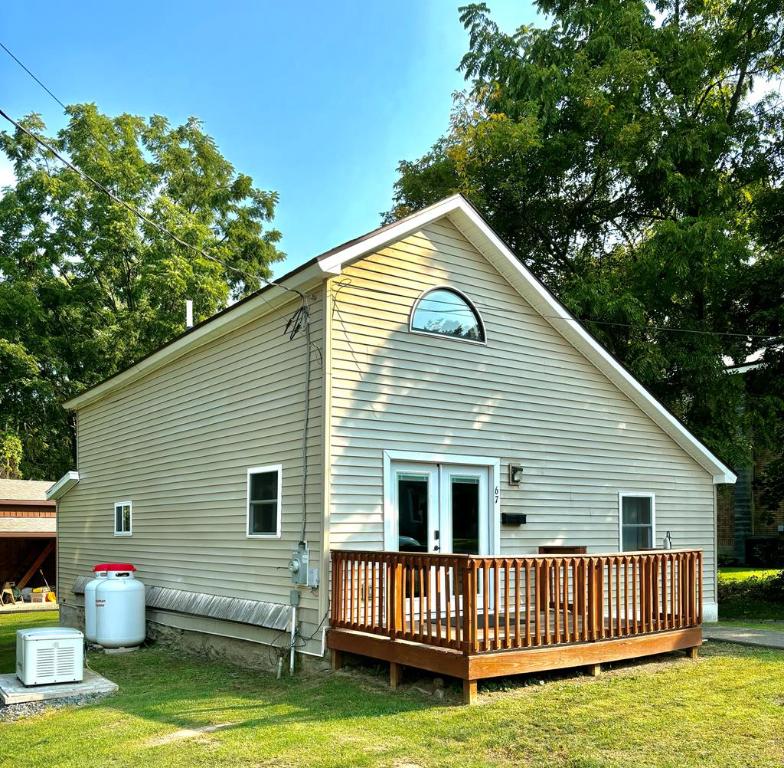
[84,563,110,642]
[95,563,145,648]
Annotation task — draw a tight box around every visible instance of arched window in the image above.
[410,288,485,343]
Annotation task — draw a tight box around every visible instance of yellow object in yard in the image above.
[46,591,57,602]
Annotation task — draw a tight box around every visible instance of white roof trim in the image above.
[47,471,80,500]
[64,260,336,410]
[60,192,735,485]
[318,195,736,485]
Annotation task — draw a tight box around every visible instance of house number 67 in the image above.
[494,486,499,504]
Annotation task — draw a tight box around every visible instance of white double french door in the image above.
[392,462,491,557]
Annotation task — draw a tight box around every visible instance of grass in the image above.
[2,612,784,768]
[718,567,784,622]
[718,567,783,583]
[715,619,784,632]
[0,610,59,671]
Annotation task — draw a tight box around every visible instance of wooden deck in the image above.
[327,549,703,703]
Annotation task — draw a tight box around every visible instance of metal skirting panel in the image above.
[72,577,289,631]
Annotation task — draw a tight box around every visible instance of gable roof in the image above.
[65,194,735,484]
[0,479,55,502]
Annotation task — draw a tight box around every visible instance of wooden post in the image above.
[463,679,478,705]
[393,561,404,637]
[461,563,474,654]
[588,663,601,677]
[330,552,340,628]
[330,649,343,671]
[17,539,55,590]
[687,646,699,660]
[390,661,402,690]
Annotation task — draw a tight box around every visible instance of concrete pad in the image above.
[703,625,784,650]
[0,668,117,705]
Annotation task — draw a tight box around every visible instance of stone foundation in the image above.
[58,601,325,673]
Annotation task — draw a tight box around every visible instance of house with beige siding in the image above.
[50,195,735,700]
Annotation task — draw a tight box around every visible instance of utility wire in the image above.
[0,41,68,110]
[1,103,315,544]
[333,279,782,343]
[0,44,301,298]
[2,42,779,346]
[3,36,316,545]
[0,106,298,297]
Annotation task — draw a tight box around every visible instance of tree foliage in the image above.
[388,0,784,476]
[0,430,23,479]
[0,104,284,479]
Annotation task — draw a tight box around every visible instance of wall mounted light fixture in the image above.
[509,464,524,485]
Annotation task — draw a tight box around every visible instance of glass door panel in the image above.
[397,474,430,552]
[439,465,489,556]
[450,476,480,555]
[392,464,438,553]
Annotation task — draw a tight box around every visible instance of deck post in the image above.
[463,679,478,705]
[391,560,404,638]
[687,646,699,660]
[587,663,601,677]
[390,661,402,690]
[330,649,343,671]
[461,563,475,654]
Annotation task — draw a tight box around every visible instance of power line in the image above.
[0,42,298,298]
[1,100,316,545]
[3,40,779,347]
[0,41,68,111]
[2,33,774,346]
[1,38,318,539]
[0,106,302,299]
[333,278,782,343]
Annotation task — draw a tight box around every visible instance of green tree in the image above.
[388,1,784,470]
[0,430,23,479]
[0,104,284,479]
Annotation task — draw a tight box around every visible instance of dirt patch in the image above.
[146,722,237,746]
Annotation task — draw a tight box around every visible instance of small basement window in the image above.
[114,501,132,536]
[619,493,655,551]
[247,465,282,538]
[410,287,485,342]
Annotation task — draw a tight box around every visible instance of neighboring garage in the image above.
[0,479,56,605]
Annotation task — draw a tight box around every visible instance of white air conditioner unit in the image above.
[16,627,84,686]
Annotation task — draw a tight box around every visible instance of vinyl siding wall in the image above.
[328,220,718,605]
[58,293,325,640]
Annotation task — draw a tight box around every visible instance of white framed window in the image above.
[247,465,282,538]
[409,287,486,344]
[618,492,655,551]
[113,500,132,536]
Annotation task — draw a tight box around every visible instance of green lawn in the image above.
[715,619,784,632]
[0,610,59,671]
[718,567,783,583]
[2,612,784,768]
[718,567,784,622]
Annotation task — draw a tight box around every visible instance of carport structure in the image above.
[0,479,56,603]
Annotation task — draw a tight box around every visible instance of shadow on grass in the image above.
[82,643,433,735]
[75,636,784,738]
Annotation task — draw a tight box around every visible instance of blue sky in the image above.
[2,1,537,276]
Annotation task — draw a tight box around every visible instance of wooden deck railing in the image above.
[330,549,702,655]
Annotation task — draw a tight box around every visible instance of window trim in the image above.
[618,491,656,552]
[246,464,283,539]
[113,500,133,537]
[409,285,487,345]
